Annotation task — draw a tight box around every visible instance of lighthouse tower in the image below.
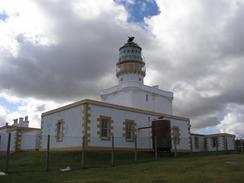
[100,37,173,114]
[116,37,146,84]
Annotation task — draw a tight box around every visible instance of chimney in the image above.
[13,119,18,126]
[22,116,29,127]
[19,117,24,125]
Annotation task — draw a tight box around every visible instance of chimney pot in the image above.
[19,117,24,123]
[13,119,18,124]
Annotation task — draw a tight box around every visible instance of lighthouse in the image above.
[116,37,146,84]
[100,37,173,114]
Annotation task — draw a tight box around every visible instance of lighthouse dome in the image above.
[118,40,143,63]
[116,37,146,83]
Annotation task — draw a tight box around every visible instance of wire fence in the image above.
[0,133,242,174]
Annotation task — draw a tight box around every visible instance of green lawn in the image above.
[0,151,244,183]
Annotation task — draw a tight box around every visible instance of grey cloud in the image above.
[0,0,151,102]
[148,0,244,131]
[1,0,244,135]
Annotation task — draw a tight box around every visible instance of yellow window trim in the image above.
[124,119,136,142]
[97,115,113,141]
[56,119,64,142]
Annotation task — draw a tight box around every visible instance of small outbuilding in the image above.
[0,117,41,152]
[191,133,235,152]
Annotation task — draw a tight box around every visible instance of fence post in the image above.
[45,135,50,172]
[134,135,137,163]
[0,135,2,150]
[235,139,238,152]
[204,138,208,152]
[241,139,243,153]
[111,135,115,167]
[81,136,85,169]
[154,136,158,160]
[189,134,193,155]
[5,133,11,174]
[216,138,219,153]
[173,137,177,158]
[224,136,227,152]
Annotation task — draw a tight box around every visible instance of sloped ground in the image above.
[0,151,244,183]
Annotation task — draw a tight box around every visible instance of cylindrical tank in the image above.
[152,119,172,152]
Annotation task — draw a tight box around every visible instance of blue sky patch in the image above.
[0,11,8,21]
[193,126,220,135]
[114,0,160,22]
[0,97,19,113]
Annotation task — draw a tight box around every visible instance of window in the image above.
[98,116,112,140]
[124,120,136,141]
[224,137,227,150]
[194,136,199,149]
[212,137,218,147]
[204,138,208,150]
[56,120,64,142]
[172,126,180,145]
[146,94,148,101]
[101,118,110,139]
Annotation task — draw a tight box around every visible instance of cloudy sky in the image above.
[0,0,244,137]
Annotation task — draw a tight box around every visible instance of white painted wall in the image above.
[131,89,173,114]
[20,130,41,150]
[41,105,83,149]
[41,102,190,151]
[101,82,173,114]
[102,89,134,108]
[0,128,16,152]
[191,135,206,152]
[226,136,235,150]
[206,136,226,152]
[88,104,190,150]
[170,118,190,151]
[88,103,155,149]
[190,134,235,152]
[118,73,144,84]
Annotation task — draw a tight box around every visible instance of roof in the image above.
[0,125,15,130]
[205,133,235,137]
[191,133,235,137]
[191,133,207,137]
[42,99,190,121]
[119,41,141,51]
[0,125,40,131]
[101,81,173,99]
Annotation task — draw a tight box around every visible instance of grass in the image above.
[0,151,244,183]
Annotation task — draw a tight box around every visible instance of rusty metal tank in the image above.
[152,119,171,152]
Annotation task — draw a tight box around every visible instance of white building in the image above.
[0,38,236,153]
[100,38,173,114]
[3,37,231,153]
[0,117,41,152]
[41,37,191,152]
[191,133,235,152]
[41,99,190,151]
